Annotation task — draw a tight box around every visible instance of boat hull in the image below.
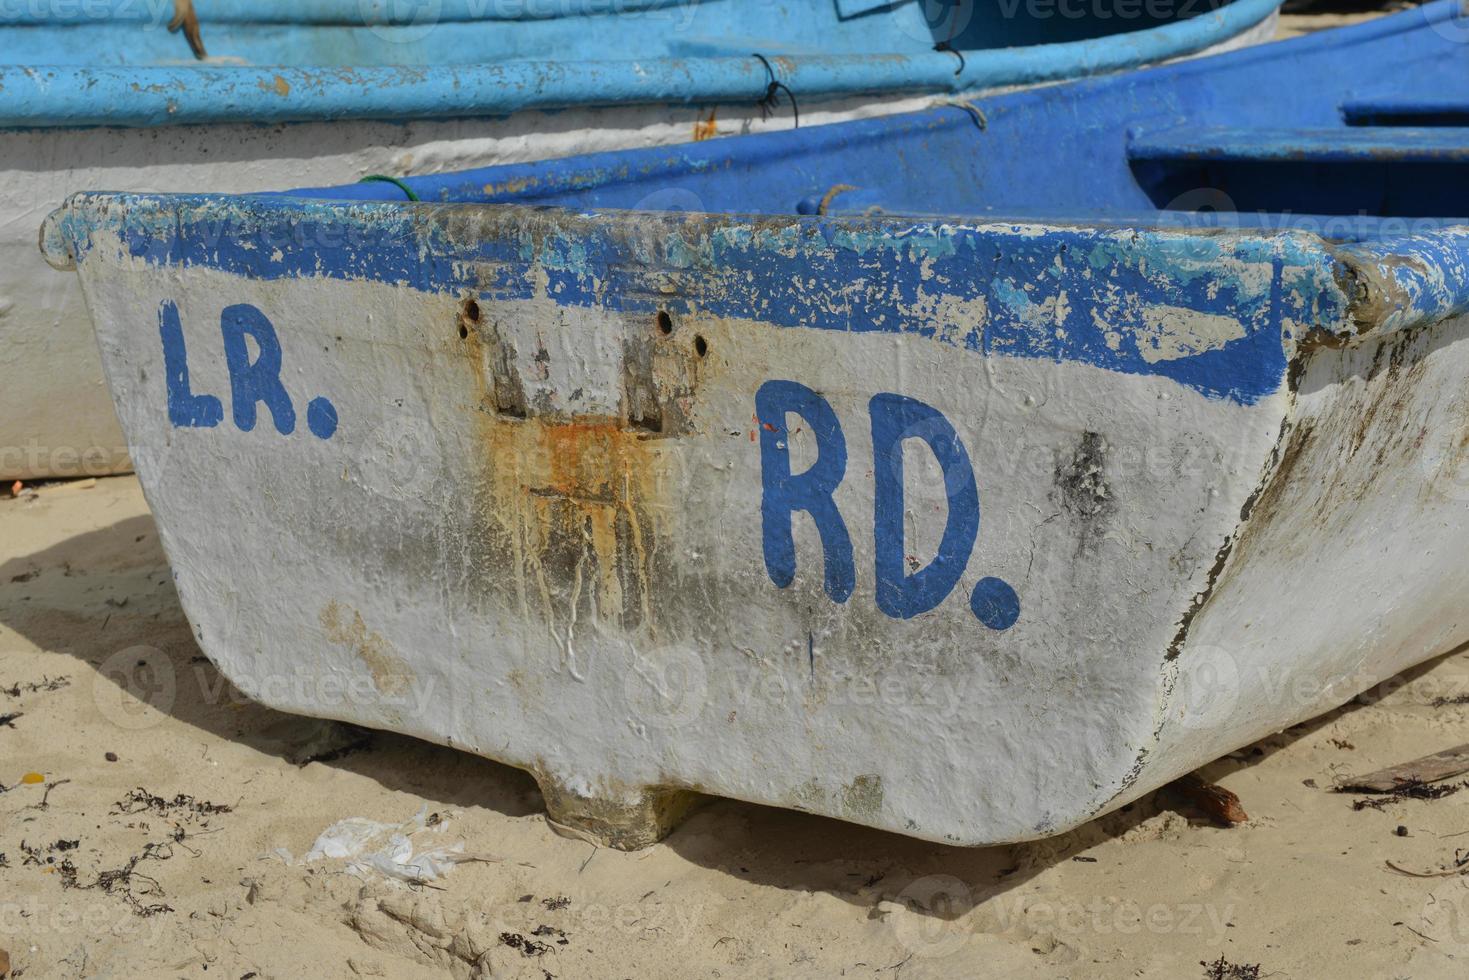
[44,193,1466,846]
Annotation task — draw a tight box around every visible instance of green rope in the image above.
[359,174,421,202]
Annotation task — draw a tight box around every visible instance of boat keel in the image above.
[535,773,700,850]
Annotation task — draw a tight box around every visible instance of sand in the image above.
[1276,2,1416,38]
[5,467,1469,980]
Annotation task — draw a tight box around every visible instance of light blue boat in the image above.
[2,0,1286,127]
[1,0,1283,483]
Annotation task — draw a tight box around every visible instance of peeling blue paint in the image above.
[49,193,1351,406]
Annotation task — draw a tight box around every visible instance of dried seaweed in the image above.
[58,841,175,917]
[500,932,554,957]
[1202,956,1261,980]
[1348,780,1468,811]
[19,839,79,867]
[1,676,69,698]
[112,788,232,822]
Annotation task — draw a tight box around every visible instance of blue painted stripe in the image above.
[48,193,1348,406]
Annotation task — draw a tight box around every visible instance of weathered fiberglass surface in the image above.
[35,3,1469,845]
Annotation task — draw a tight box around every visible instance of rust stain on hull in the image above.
[476,415,665,639]
[453,291,708,651]
[692,108,718,142]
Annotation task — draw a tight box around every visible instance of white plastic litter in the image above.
[304,816,396,862]
[292,806,494,883]
[359,834,467,882]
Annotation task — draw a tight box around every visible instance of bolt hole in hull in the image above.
[60,4,1469,852]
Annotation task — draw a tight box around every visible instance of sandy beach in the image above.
[4,465,1469,980]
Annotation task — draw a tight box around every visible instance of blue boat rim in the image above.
[0,0,1283,129]
[46,190,1469,410]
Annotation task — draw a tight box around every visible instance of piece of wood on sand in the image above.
[1337,744,1469,793]
[1166,773,1248,826]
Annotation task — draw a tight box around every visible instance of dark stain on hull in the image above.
[1053,430,1113,556]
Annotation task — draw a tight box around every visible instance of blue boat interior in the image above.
[3,0,1258,66]
[288,2,1469,241]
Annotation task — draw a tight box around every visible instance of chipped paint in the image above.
[1135,305,1246,363]
[46,194,1348,406]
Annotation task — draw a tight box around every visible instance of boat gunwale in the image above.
[0,0,1284,129]
[43,188,1381,405]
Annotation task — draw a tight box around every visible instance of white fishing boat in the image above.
[44,5,1458,849]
